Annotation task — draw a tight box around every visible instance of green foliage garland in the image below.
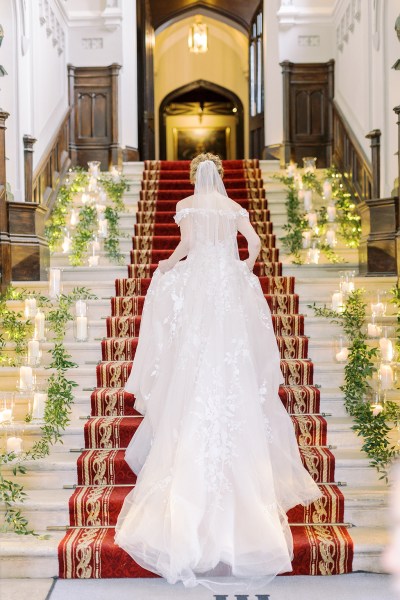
[45,170,129,266]
[276,167,361,264]
[310,289,400,481]
[0,285,96,535]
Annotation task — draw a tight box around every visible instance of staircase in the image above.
[0,160,393,579]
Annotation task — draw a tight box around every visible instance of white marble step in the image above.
[0,447,388,491]
[0,484,389,534]
[0,525,389,578]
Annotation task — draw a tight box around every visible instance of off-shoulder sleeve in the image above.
[237,207,249,219]
[173,207,192,225]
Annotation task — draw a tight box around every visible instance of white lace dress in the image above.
[114,205,322,593]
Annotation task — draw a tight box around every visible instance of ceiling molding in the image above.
[53,1,122,30]
[277,4,336,26]
[155,7,247,36]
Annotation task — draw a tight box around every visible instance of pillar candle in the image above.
[24,297,37,319]
[379,338,394,362]
[326,230,336,248]
[110,166,120,182]
[34,311,45,341]
[308,248,320,264]
[304,190,313,211]
[327,205,336,222]
[19,366,33,390]
[49,269,61,298]
[76,316,88,341]
[62,236,72,253]
[302,231,311,249]
[32,392,47,420]
[371,301,386,316]
[323,180,332,199]
[6,436,23,454]
[75,300,87,317]
[335,347,349,362]
[367,322,382,337]
[379,364,394,390]
[0,408,12,423]
[88,255,99,267]
[306,212,318,228]
[98,219,108,238]
[27,340,40,364]
[341,281,355,293]
[70,209,78,227]
[331,291,344,312]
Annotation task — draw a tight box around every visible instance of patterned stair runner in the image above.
[58,159,353,579]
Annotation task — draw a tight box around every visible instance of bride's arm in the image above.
[237,215,261,270]
[158,215,191,273]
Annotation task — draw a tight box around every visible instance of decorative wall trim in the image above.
[54,0,122,31]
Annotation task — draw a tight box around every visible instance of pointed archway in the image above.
[159,80,244,160]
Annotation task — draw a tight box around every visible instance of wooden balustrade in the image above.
[332,100,374,202]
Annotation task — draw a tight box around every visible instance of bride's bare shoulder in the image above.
[176,195,195,211]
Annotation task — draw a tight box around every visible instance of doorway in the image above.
[159,80,244,160]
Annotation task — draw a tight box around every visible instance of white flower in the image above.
[372,404,384,417]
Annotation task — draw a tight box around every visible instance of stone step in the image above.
[0,525,389,578]
[0,447,388,490]
[0,484,389,533]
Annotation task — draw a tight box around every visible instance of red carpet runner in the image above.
[58,159,353,579]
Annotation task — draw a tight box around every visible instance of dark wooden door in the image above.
[68,64,121,170]
[281,60,334,167]
[249,4,264,158]
[137,0,155,160]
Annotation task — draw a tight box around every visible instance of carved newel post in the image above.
[0,110,12,289]
[23,135,37,203]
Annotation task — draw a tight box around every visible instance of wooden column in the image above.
[0,111,12,290]
[23,135,37,203]
[365,129,381,199]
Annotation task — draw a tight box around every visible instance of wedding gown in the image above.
[114,161,322,594]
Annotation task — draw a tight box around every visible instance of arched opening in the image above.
[159,80,244,160]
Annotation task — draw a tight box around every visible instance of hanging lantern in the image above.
[188,22,208,54]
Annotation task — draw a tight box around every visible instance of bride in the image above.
[114,153,322,593]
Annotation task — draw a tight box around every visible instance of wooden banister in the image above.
[31,107,71,210]
[332,100,373,201]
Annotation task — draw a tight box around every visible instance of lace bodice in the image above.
[173,206,249,258]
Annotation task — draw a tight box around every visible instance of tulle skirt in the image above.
[114,251,322,593]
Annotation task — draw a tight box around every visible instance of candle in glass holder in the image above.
[110,165,120,182]
[76,316,88,341]
[326,230,336,248]
[88,161,101,177]
[6,436,23,454]
[32,392,47,420]
[0,408,12,423]
[331,291,344,312]
[34,310,45,341]
[371,403,384,417]
[19,366,33,390]
[88,177,98,192]
[302,231,312,249]
[75,300,87,317]
[336,347,349,362]
[70,209,78,227]
[327,205,336,222]
[24,297,37,319]
[98,219,108,238]
[88,255,99,267]
[379,364,394,390]
[307,247,320,264]
[27,340,40,365]
[379,338,394,362]
[371,301,386,317]
[323,180,332,199]
[62,236,72,253]
[304,190,313,211]
[367,322,382,337]
[306,212,318,228]
[49,268,61,298]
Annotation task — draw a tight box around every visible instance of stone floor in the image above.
[1,574,397,600]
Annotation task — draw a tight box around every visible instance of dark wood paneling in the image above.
[8,202,49,281]
[281,60,334,168]
[68,64,121,170]
[358,197,398,276]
